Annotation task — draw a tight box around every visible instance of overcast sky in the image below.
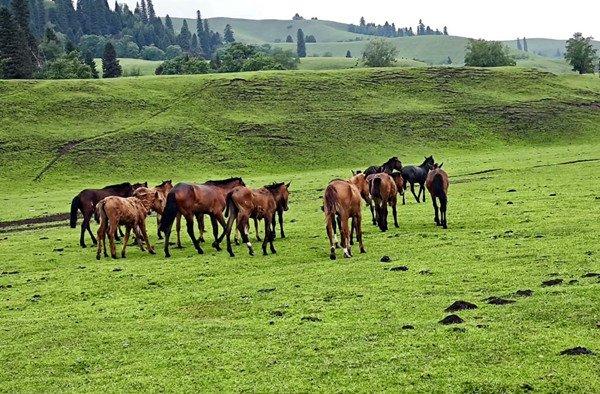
[122,0,599,40]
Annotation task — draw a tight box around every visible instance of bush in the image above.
[164,45,183,60]
[362,38,398,67]
[141,45,165,60]
[464,39,516,67]
[37,52,94,79]
[79,35,108,58]
[216,43,299,73]
[155,55,210,75]
[124,67,142,77]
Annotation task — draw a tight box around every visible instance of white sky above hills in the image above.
[121,0,599,40]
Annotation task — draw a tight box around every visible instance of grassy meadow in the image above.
[0,67,599,391]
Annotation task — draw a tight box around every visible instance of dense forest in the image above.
[348,17,448,37]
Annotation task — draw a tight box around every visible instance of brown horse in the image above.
[390,172,406,205]
[220,186,278,257]
[158,182,229,257]
[153,180,174,239]
[96,187,164,260]
[349,172,375,225]
[323,180,365,260]
[252,182,291,241]
[70,181,147,248]
[366,173,399,232]
[173,177,245,248]
[425,164,449,229]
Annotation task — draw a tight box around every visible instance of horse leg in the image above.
[420,182,426,202]
[139,221,155,254]
[79,219,87,248]
[196,213,205,243]
[185,215,204,255]
[121,226,131,258]
[108,220,118,259]
[350,216,355,245]
[238,214,253,256]
[278,209,285,238]
[156,214,162,240]
[222,209,237,257]
[432,196,440,226]
[175,213,182,248]
[366,197,376,225]
[381,203,388,232]
[96,219,105,260]
[268,216,276,254]
[86,217,97,246]
[254,217,262,241]
[262,219,269,256]
[410,182,420,203]
[356,213,366,254]
[441,195,448,229]
[326,213,336,260]
[335,215,342,248]
[391,196,399,228]
[210,215,222,251]
[341,215,351,258]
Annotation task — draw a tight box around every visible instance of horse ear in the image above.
[440,163,444,168]
[351,170,356,176]
[286,181,291,189]
[144,182,148,187]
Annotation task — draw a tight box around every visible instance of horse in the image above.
[366,173,399,232]
[401,156,435,203]
[263,182,291,240]
[154,180,174,239]
[390,172,406,205]
[95,187,164,260]
[158,182,229,258]
[323,180,365,260]
[349,172,376,225]
[364,157,403,177]
[425,163,449,229]
[70,181,147,248]
[220,186,278,257]
[173,177,245,248]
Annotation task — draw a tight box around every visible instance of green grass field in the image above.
[94,58,162,76]
[0,67,599,391]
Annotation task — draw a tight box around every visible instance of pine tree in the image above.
[443,26,448,35]
[223,24,234,43]
[139,0,148,23]
[345,50,351,58]
[517,38,522,51]
[82,50,98,78]
[165,14,174,34]
[523,37,528,52]
[296,28,306,57]
[178,19,191,51]
[286,34,293,43]
[11,0,37,55]
[359,16,365,27]
[190,33,198,54]
[145,0,155,22]
[0,6,32,78]
[65,40,76,53]
[101,41,121,77]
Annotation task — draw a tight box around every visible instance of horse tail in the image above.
[158,192,178,234]
[433,174,446,205]
[324,185,338,216]
[371,177,383,199]
[70,195,80,228]
[225,191,239,218]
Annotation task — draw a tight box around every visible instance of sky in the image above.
[122,0,599,40]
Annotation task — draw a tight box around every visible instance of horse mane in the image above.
[204,177,243,186]
[102,182,131,189]
[155,180,171,188]
[264,182,285,191]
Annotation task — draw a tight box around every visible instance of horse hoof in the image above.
[271,248,276,254]
[165,253,171,258]
[197,249,204,255]
[256,237,262,242]
[121,253,126,258]
[263,251,268,256]
[249,249,254,256]
[281,234,285,239]
[360,248,366,254]
[96,255,100,260]
[149,249,156,255]
[111,255,117,259]
[443,225,448,229]
[343,253,351,259]
[330,253,336,260]
[199,237,205,243]
[335,242,340,249]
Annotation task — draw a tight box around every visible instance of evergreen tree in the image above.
[359,16,365,27]
[101,41,121,77]
[223,23,234,43]
[165,14,174,34]
[345,50,351,58]
[178,19,191,51]
[296,28,306,57]
[146,0,155,22]
[523,37,528,52]
[443,26,448,35]
[140,0,148,23]
[190,32,198,53]
[82,49,98,78]
[0,6,33,77]
[65,40,76,53]
[517,38,522,51]
[11,0,37,56]
[285,34,293,43]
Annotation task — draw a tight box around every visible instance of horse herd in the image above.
[69,156,448,260]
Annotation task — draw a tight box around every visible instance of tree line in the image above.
[348,17,448,38]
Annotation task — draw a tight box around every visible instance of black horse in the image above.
[364,157,403,177]
[401,156,435,203]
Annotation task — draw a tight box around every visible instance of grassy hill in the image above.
[1,68,599,391]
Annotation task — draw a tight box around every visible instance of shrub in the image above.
[141,45,165,61]
[362,38,398,67]
[164,45,183,60]
[464,39,516,67]
[37,52,94,79]
[155,55,209,75]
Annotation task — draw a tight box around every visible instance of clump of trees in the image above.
[564,32,598,74]
[155,54,208,75]
[362,38,397,67]
[464,39,516,67]
[349,17,447,38]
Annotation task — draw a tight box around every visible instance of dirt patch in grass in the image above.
[445,300,478,312]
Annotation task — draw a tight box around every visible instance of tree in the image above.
[464,39,516,67]
[523,37,528,52]
[564,32,598,74]
[445,56,452,64]
[11,0,38,64]
[223,24,235,43]
[292,13,303,20]
[145,0,155,22]
[37,51,94,79]
[305,34,316,43]
[517,38,522,51]
[285,34,293,43]
[141,44,164,60]
[359,17,365,27]
[296,28,306,57]
[101,41,122,77]
[443,26,448,35]
[155,54,208,75]
[82,50,98,78]
[346,50,352,58]
[0,6,33,78]
[178,19,191,51]
[164,44,182,59]
[362,38,397,67]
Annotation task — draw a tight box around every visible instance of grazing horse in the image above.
[349,172,376,225]
[364,157,403,177]
[154,180,174,239]
[390,172,406,205]
[401,156,435,203]
[173,177,245,247]
[425,164,449,229]
[323,180,365,260]
[366,173,399,232]
[220,186,277,257]
[96,187,164,260]
[70,181,147,248]
[158,183,229,258]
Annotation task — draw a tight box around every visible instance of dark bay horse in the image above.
[158,182,229,258]
[323,180,365,260]
[401,156,435,203]
[70,181,147,247]
[154,180,174,239]
[366,173,399,232]
[173,177,245,247]
[364,157,403,177]
[220,186,278,257]
[264,182,290,239]
[425,164,449,229]
[390,172,406,205]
